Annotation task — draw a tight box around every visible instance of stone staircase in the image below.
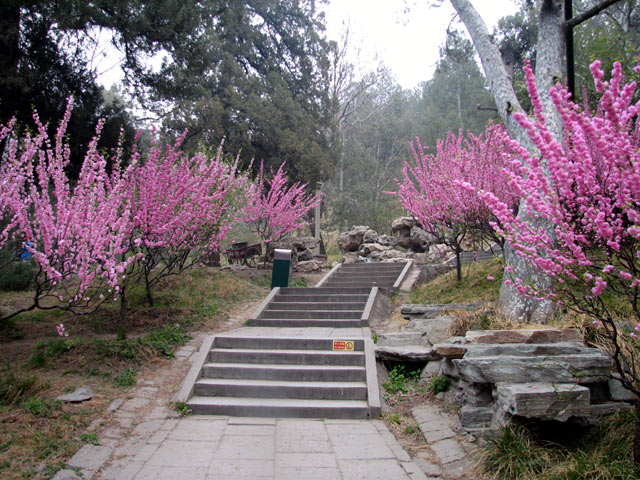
[177,261,413,418]
[321,262,410,289]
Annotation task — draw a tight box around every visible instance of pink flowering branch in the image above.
[473,59,640,403]
[0,98,135,322]
[242,162,321,259]
[391,124,520,280]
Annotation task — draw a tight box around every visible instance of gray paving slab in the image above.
[146,440,218,467]
[330,433,396,460]
[338,458,412,479]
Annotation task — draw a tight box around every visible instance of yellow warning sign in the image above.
[333,340,355,351]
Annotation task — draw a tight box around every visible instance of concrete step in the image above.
[274,294,370,303]
[322,281,395,288]
[260,310,362,319]
[202,362,366,382]
[193,378,368,400]
[282,287,372,295]
[186,396,370,418]
[248,318,363,328]
[213,336,364,351]
[330,273,400,281]
[208,348,365,366]
[266,301,367,311]
[340,263,407,270]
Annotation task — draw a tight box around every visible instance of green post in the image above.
[271,248,292,288]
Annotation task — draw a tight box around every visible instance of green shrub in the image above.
[22,397,58,417]
[28,338,76,367]
[383,365,421,395]
[290,277,308,288]
[114,368,137,387]
[0,254,35,291]
[0,370,44,405]
[477,424,553,480]
[426,375,450,394]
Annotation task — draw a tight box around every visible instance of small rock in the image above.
[375,345,438,363]
[434,344,466,359]
[57,385,94,403]
[608,375,636,402]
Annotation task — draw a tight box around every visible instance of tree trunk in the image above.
[635,399,640,466]
[449,0,564,323]
[117,288,127,340]
[456,249,462,282]
[144,267,154,307]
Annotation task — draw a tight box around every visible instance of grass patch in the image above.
[383,365,421,395]
[0,369,47,405]
[425,375,449,394]
[410,256,503,304]
[113,368,137,387]
[22,397,59,417]
[476,410,640,479]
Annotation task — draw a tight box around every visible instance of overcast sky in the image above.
[321,0,518,89]
[96,0,518,91]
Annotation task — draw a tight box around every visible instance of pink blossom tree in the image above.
[393,124,520,280]
[473,60,640,463]
[119,134,240,312]
[242,162,321,262]
[0,98,135,323]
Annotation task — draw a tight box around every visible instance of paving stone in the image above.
[277,419,328,438]
[168,419,226,442]
[133,419,165,436]
[107,398,124,412]
[277,452,338,468]
[227,417,276,425]
[441,458,473,479]
[430,439,466,464]
[159,419,179,431]
[52,469,80,480]
[413,457,441,476]
[214,435,275,460]
[132,465,208,479]
[148,429,170,444]
[120,397,150,411]
[112,436,147,458]
[326,421,378,436]
[330,434,395,460]
[422,427,456,443]
[338,458,411,479]
[146,440,217,467]
[412,405,443,426]
[147,406,170,420]
[137,386,159,397]
[224,424,275,436]
[133,443,159,462]
[208,458,274,476]
[378,430,411,461]
[276,437,333,453]
[276,467,342,479]
[68,444,112,471]
[401,461,429,480]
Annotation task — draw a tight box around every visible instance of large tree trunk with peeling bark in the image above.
[449,0,565,323]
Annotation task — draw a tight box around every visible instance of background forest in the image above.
[1,0,638,234]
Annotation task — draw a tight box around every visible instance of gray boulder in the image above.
[406,316,454,344]
[375,345,438,363]
[495,383,591,422]
[337,225,370,252]
[57,385,94,403]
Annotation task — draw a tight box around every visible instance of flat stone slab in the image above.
[57,385,94,403]
[377,331,428,347]
[495,383,590,421]
[401,303,489,319]
[406,317,454,344]
[68,444,112,471]
[462,342,591,358]
[375,345,437,363]
[433,344,466,359]
[443,353,611,384]
[465,329,583,345]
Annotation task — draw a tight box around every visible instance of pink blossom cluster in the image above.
[394,124,520,250]
[474,60,640,307]
[0,98,135,314]
[243,162,321,245]
[0,98,242,321]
